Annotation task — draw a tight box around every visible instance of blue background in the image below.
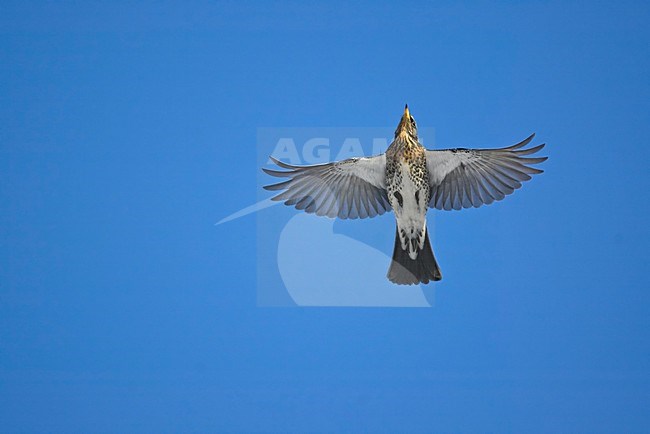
[1,1,649,432]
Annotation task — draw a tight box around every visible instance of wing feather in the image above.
[426,134,546,210]
[264,154,390,219]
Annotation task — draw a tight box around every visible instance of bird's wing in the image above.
[425,134,547,210]
[263,154,390,219]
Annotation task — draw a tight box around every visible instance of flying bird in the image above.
[263,106,547,285]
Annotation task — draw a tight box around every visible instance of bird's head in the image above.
[395,104,418,139]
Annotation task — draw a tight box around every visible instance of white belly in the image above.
[392,162,427,259]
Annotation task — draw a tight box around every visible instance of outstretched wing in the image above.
[426,134,547,210]
[263,155,390,219]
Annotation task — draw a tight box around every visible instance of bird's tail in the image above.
[387,226,442,285]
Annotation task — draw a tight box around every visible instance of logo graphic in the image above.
[218,127,437,307]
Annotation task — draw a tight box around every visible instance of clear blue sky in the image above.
[1,1,649,432]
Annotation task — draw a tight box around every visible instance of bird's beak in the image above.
[395,104,412,136]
